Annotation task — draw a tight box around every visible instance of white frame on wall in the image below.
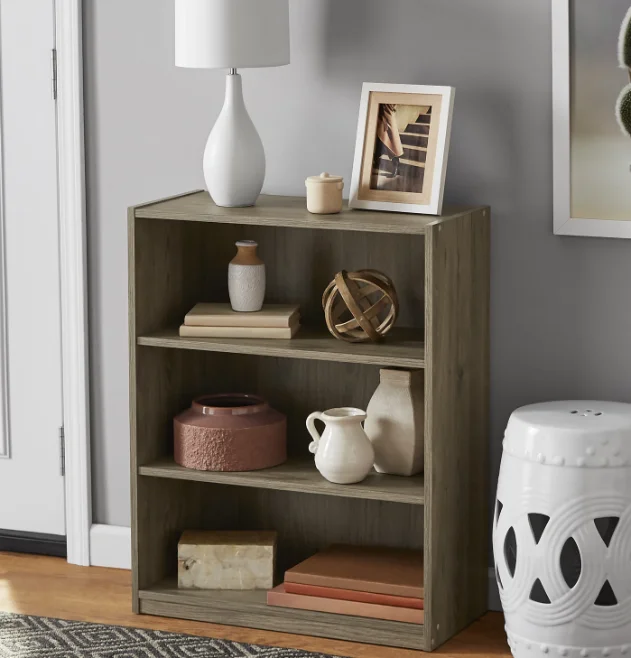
[0,28,11,460]
[553,0,631,238]
[55,0,92,565]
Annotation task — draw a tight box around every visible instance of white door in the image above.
[0,0,65,536]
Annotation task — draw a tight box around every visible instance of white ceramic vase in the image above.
[494,401,631,658]
[364,369,424,476]
[228,240,265,312]
[306,408,375,484]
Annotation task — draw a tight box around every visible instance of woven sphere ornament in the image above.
[322,269,399,343]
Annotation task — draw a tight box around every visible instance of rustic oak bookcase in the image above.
[128,191,490,651]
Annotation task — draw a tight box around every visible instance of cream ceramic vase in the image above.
[228,240,265,312]
[306,407,375,484]
[365,369,424,476]
[305,172,344,214]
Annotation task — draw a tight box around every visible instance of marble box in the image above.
[177,530,277,590]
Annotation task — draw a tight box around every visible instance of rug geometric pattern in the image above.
[0,613,336,657]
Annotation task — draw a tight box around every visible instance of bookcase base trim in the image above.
[138,590,424,650]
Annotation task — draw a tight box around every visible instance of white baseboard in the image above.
[89,524,131,569]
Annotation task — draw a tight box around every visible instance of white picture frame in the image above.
[349,83,455,216]
[553,0,631,238]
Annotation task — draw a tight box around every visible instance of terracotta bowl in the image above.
[174,394,287,472]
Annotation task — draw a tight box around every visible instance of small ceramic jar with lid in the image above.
[305,172,344,214]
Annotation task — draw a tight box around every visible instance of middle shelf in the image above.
[139,457,424,506]
[137,326,425,369]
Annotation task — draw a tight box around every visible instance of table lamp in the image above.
[175,0,290,207]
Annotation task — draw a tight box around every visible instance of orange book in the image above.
[267,584,424,624]
[285,545,424,599]
[283,581,423,609]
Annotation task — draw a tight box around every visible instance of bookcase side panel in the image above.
[423,209,490,651]
[129,210,139,610]
[129,215,218,602]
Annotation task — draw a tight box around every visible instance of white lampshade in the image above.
[175,0,290,69]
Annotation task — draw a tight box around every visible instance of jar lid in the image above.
[192,394,268,417]
[306,172,344,184]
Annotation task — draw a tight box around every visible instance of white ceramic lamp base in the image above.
[204,72,265,207]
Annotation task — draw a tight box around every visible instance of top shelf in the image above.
[134,191,487,236]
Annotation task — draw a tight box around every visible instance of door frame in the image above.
[56,0,92,566]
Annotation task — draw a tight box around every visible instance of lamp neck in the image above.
[228,67,238,75]
[222,70,245,113]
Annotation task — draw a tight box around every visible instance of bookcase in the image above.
[128,191,490,651]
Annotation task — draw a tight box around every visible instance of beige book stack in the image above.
[180,303,300,339]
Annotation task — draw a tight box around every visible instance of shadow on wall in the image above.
[321,0,530,82]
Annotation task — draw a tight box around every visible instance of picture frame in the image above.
[553,0,631,238]
[349,83,455,216]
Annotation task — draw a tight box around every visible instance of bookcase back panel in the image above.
[135,347,409,461]
[225,486,423,575]
[137,476,423,585]
[132,218,425,334]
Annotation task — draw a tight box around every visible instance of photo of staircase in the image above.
[371,107,431,193]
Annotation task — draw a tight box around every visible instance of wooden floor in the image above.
[0,552,509,657]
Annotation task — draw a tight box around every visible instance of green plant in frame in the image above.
[617,6,631,137]
[618,84,631,137]
[619,6,631,69]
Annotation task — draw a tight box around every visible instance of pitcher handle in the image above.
[306,411,324,454]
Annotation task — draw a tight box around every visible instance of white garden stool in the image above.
[493,401,631,658]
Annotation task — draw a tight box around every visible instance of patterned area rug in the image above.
[0,612,336,657]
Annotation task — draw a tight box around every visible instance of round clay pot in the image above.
[174,394,287,472]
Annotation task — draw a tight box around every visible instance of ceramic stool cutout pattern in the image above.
[493,401,631,658]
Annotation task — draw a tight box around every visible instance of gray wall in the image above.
[85,0,631,529]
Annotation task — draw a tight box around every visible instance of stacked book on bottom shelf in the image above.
[268,544,424,623]
[180,303,301,339]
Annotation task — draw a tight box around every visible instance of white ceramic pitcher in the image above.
[306,408,375,484]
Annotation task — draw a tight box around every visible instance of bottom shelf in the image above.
[139,579,424,650]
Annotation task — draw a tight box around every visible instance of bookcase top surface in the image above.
[133,191,488,235]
